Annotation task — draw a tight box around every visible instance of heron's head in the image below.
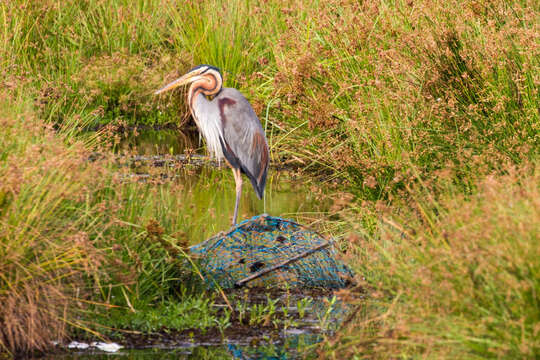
[155,65,222,95]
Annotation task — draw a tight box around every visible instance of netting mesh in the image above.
[189,214,353,289]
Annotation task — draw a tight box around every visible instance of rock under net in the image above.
[189,214,353,289]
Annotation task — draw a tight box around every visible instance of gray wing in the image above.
[216,88,269,199]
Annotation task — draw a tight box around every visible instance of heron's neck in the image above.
[187,73,222,117]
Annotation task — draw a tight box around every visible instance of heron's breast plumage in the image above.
[192,93,225,160]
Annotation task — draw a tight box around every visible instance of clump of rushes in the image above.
[328,165,539,358]
[0,96,108,354]
[54,52,191,127]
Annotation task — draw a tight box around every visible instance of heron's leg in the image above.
[232,168,243,225]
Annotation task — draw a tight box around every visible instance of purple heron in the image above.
[155,65,269,225]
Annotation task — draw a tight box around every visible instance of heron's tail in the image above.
[252,175,266,199]
[244,165,267,199]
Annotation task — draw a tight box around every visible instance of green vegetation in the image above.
[0,0,538,358]
[96,298,225,334]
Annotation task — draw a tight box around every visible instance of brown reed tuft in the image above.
[0,99,108,355]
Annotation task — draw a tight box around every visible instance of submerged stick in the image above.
[234,241,332,288]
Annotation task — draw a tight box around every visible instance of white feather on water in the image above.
[91,342,123,352]
[66,341,122,353]
[67,341,89,349]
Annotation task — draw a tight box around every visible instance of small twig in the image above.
[234,241,332,288]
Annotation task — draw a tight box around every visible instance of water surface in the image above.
[115,128,332,244]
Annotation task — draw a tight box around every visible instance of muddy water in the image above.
[61,128,346,359]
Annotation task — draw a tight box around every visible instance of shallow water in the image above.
[116,127,199,156]
[115,127,333,244]
[53,335,321,359]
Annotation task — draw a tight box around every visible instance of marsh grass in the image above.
[0,0,538,357]
[328,166,539,358]
[0,95,106,353]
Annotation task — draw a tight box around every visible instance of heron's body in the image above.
[155,65,269,225]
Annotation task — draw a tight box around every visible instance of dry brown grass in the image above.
[1,283,68,354]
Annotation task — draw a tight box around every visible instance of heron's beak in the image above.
[154,72,201,95]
